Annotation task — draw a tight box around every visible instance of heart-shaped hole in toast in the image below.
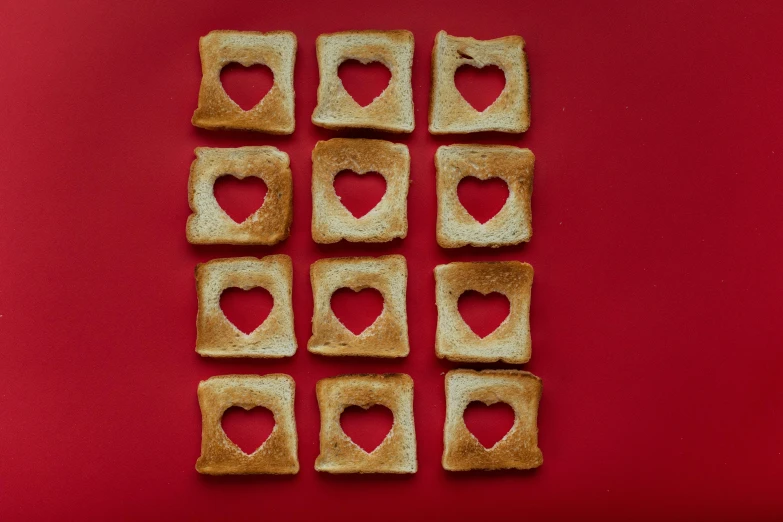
[457,176,509,224]
[338,60,392,107]
[458,290,510,338]
[463,401,515,449]
[220,62,274,111]
[213,175,268,224]
[221,406,275,454]
[220,287,274,335]
[454,63,506,112]
[340,405,394,453]
[330,287,384,335]
[333,170,387,218]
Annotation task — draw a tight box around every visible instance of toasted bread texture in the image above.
[196,374,299,475]
[312,138,409,243]
[436,144,534,248]
[195,256,296,358]
[312,30,414,133]
[308,255,408,358]
[315,373,416,474]
[429,31,529,134]
[435,261,533,364]
[443,369,542,471]
[186,147,292,245]
[192,30,296,134]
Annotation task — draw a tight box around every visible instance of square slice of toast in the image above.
[195,256,296,358]
[443,369,542,471]
[312,30,414,133]
[435,261,533,364]
[315,374,416,474]
[312,138,409,243]
[436,144,534,248]
[429,31,529,134]
[187,147,292,245]
[196,374,299,475]
[192,30,296,134]
[308,255,408,358]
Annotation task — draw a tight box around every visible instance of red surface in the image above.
[1,0,782,520]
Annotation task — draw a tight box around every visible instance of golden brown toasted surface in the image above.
[435,261,533,364]
[443,369,542,471]
[312,30,414,132]
[312,138,410,244]
[192,30,296,134]
[308,255,408,358]
[195,256,296,358]
[436,144,534,248]
[196,374,299,475]
[315,373,416,474]
[429,30,529,134]
[187,147,293,246]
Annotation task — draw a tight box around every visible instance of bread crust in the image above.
[192,30,296,134]
[443,369,542,471]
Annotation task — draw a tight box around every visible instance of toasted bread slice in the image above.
[312,138,409,243]
[195,256,296,358]
[315,374,416,474]
[436,144,534,248]
[192,30,296,134]
[312,30,414,133]
[435,261,533,364]
[429,31,529,134]
[308,255,408,358]
[186,147,292,245]
[443,369,542,471]
[196,374,299,475]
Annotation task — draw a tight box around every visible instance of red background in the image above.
[1,0,782,520]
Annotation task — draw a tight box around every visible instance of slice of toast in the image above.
[435,261,533,364]
[429,31,529,134]
[186,147,292,245]
[443,369,542,471]
[436,144,534,248]
[195,256,296,358]
[315,373,416,474]
[308,255,409,358]
[192,30,296,134]
[196,374,299,475]
[312,138,410,243]
[312,30,414,133]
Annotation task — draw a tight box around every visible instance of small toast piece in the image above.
[308,255,408,358]
[312,30,414,133]
[429,31,529,134]
[315,373,416,474]
[192,30,296,134]
[436,144,534,248]
[187,147,292,245]
[443,369,542,471]
[195,256,296,358]
[435,261,533,364]
[312,138,409,243]
[196,374,299,475]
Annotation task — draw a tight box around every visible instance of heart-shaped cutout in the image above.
[220,287,274,335]
[463,401,515,449]
[458,290,510,338]
[330,287,384,335]
[333,170,387,218]
[220,62,274,111]
[341,405,394,453]
[221,406,275,454]
[213,175,268,224]
[338,60,392,107]
[454,64,506,112]
[457,176,509,224]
